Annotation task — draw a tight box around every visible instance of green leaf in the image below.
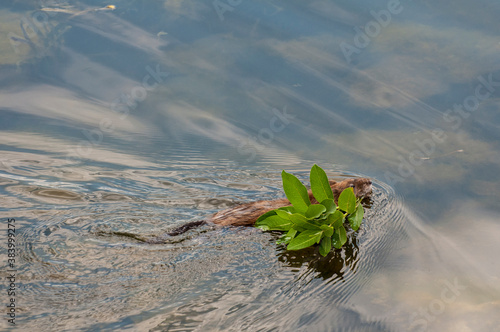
[289,213,322,231]
[257,167,363,253]
[278,206,296,213]
[310,164,333,203]
[287,228,298,239]
[281,170,310,212]
[275,209,291,220]
[319,236,332,257]
[338,187,356,214]
[277,228,298,245]
[287,230,323,250]
[256,210,277,224]
[305,204,326,219]
[316,216,330,225]
[332,225,347,249]
[328,210,345,229]
[348,204,364,231]
[320,198,336,215]
[255,215,292,231]
[320,225,334,237]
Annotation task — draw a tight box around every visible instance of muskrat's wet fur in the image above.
[148,178,372,242]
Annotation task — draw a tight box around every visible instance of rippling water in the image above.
[1,0,500,331]
[8,162,405,331]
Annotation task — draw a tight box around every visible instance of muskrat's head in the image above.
[329,178,372,201]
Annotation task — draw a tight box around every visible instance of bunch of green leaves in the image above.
[255,164,365,257]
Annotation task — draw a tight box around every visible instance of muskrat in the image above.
[148,178,372,241]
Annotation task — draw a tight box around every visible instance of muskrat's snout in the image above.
[352,178,372,198]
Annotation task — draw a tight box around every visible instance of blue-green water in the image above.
[1,1,499,331]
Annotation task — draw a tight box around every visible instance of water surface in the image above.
[1,0,499,331]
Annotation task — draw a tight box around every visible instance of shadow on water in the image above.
[277,235,360,281]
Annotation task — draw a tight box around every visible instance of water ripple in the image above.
[7,161,406,331]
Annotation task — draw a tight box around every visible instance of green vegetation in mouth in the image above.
[255,164,365,257]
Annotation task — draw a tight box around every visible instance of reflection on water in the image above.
[1,0,500,331]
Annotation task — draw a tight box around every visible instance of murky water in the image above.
[1,1,500,331]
